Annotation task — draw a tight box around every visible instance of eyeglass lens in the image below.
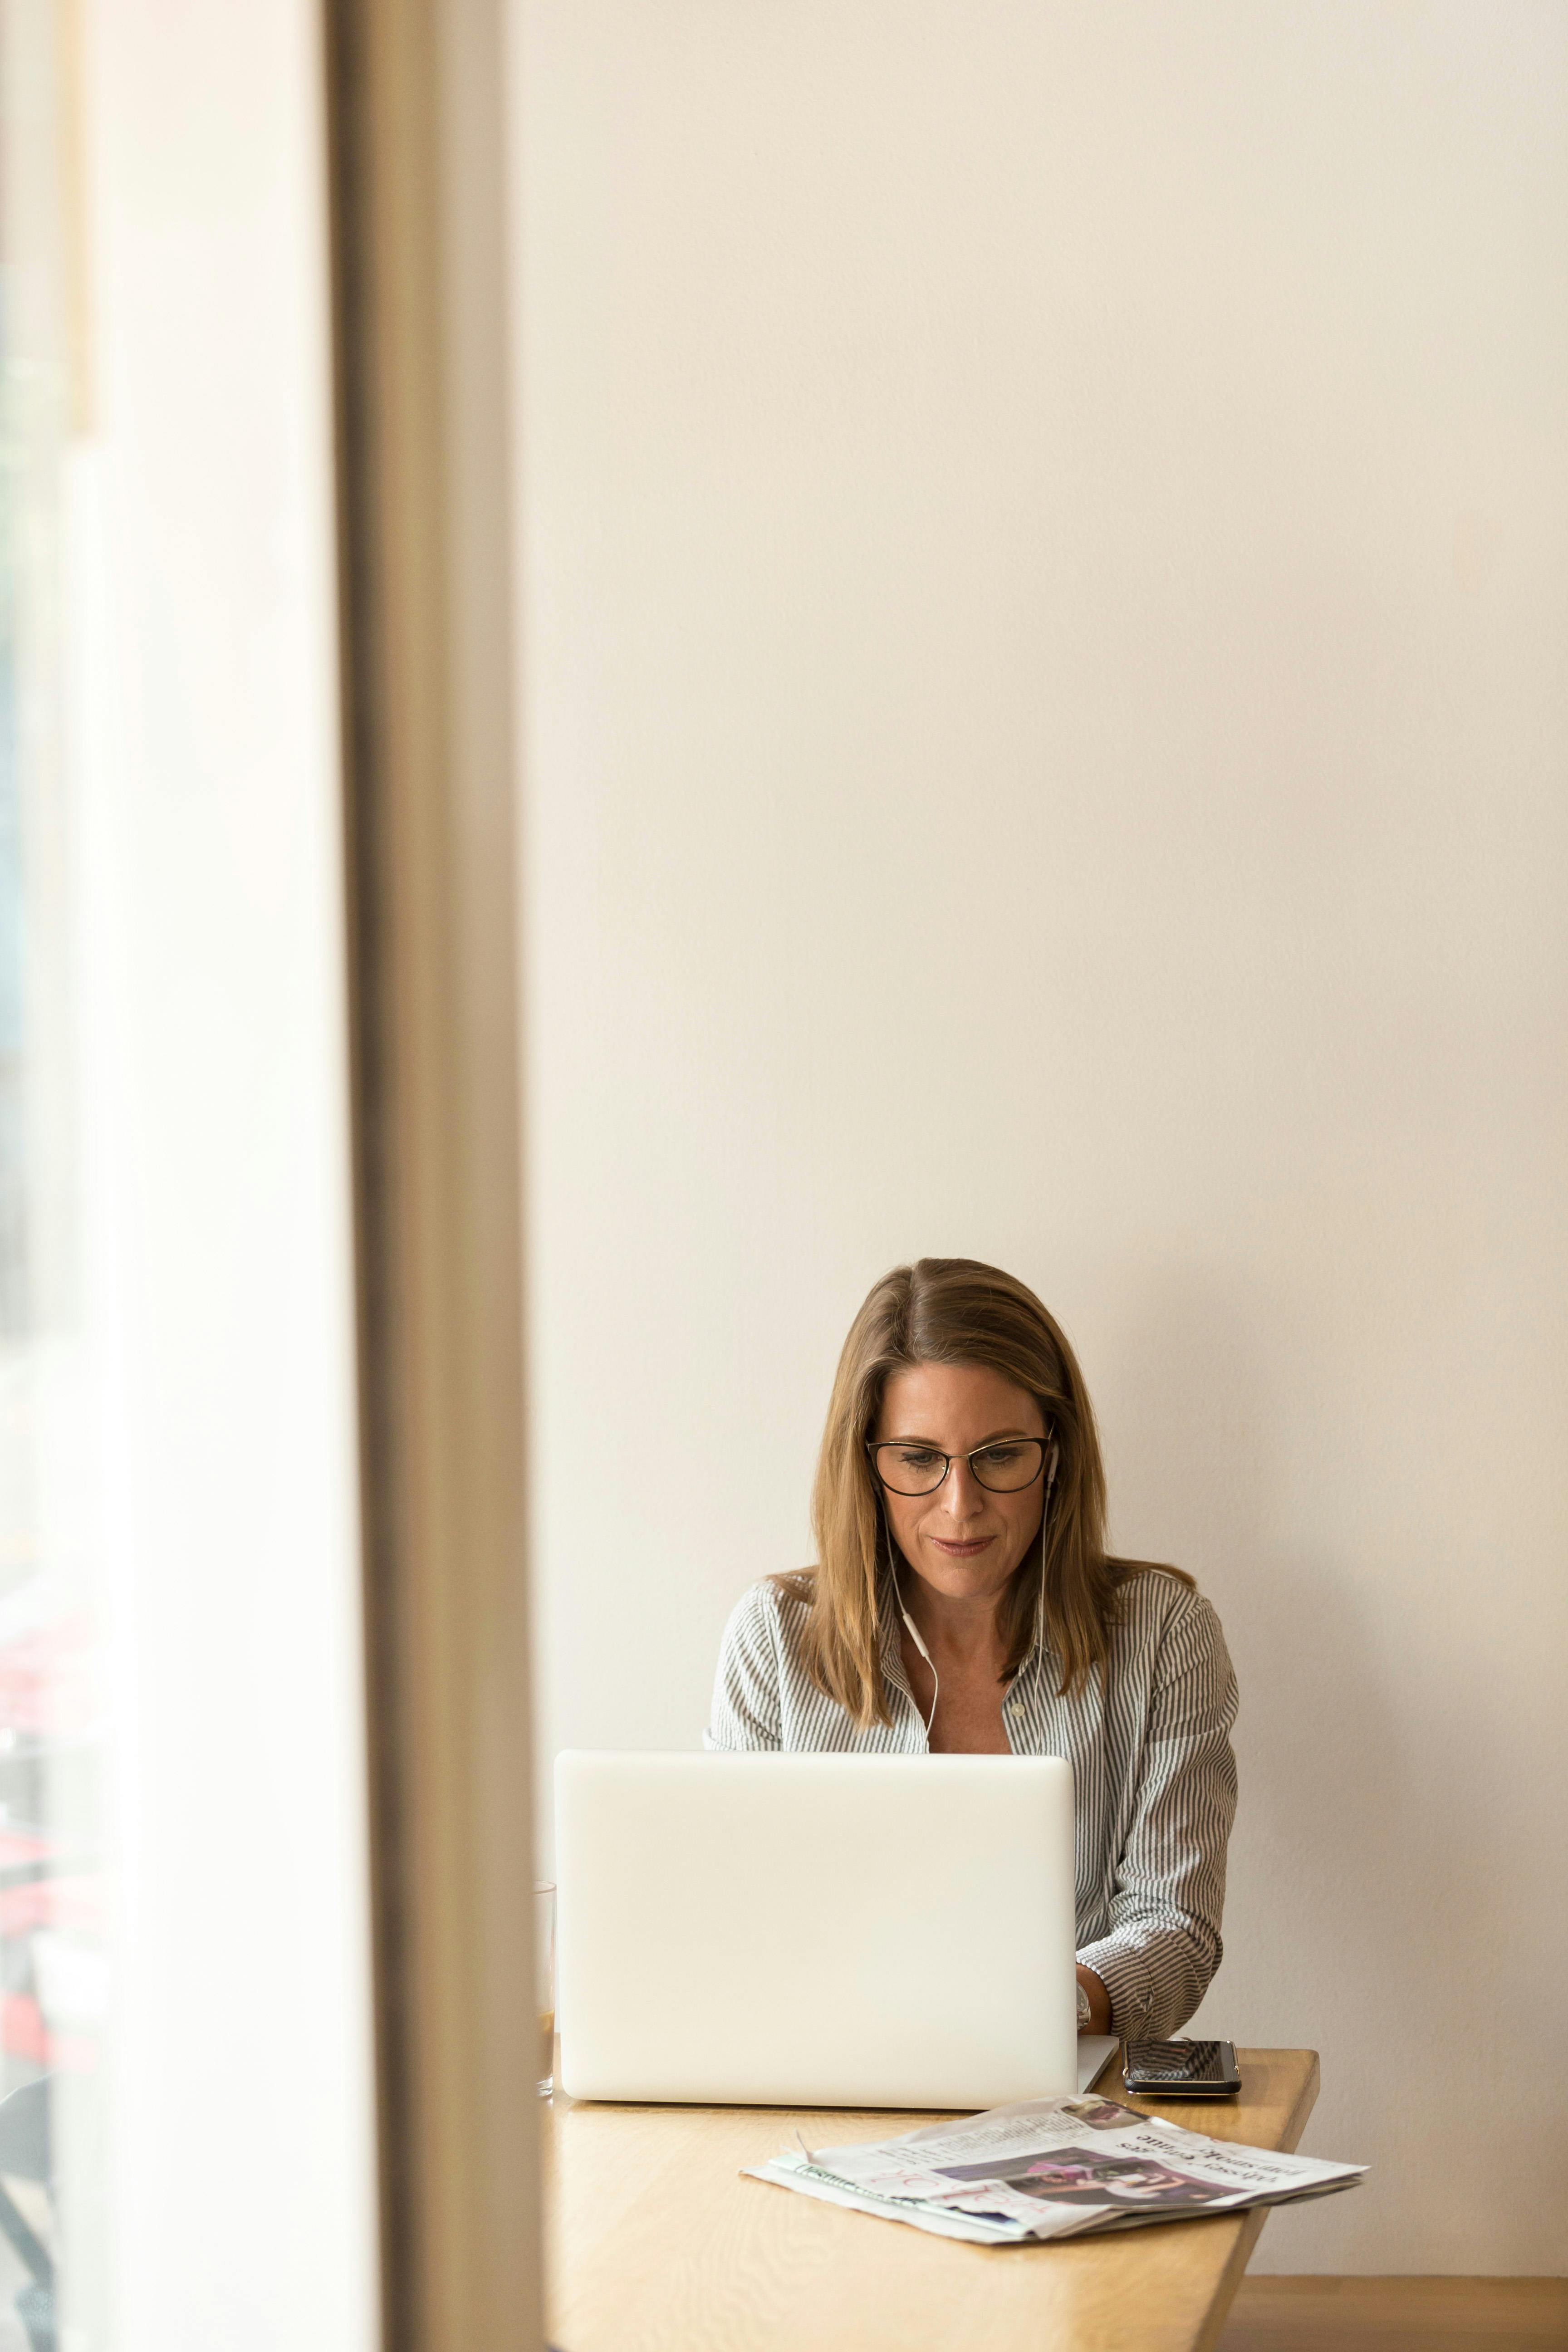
[871,1439,1045,1496]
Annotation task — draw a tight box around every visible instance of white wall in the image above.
[514,1,1568,2274]
[74,2,379,2344]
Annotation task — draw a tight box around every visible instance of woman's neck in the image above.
[896,1566,1009,1671]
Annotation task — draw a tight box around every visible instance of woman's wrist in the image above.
[1075,1964,1111,2035]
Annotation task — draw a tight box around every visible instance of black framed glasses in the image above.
[866,1436,1049,1497]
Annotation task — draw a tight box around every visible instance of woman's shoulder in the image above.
[1107,1563,1228,1656]
[708,1578,817,1750]
[718,1573,813,1655]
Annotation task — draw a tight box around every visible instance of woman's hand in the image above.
[1076,1965,1111,2035]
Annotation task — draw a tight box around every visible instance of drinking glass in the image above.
[536,1882,556,2097]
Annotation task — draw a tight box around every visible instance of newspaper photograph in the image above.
[748,2094,1365,2246]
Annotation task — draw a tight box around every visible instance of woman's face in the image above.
[873,1360,1049,1607]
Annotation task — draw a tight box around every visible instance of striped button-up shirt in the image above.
[706,1568,1238,2043]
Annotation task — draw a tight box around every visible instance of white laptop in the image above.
[554,1749,1101,2109]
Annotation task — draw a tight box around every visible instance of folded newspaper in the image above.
[747,2093,1365,2246]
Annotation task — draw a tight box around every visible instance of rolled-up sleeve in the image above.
[1076,1594,1239,2043]
[704,1584,786,1751]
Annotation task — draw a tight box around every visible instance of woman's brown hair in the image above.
[780,1257,1189,1728]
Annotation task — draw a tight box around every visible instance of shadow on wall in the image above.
[1095,1272,1548,2268]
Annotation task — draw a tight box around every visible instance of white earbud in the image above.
[898,1595,939,1737]
[899,1599,933,1667]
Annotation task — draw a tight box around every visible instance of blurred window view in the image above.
[0,3,104,2346]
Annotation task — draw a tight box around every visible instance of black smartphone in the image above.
[1122,2038,1241,2096]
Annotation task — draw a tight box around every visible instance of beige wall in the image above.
[513,1,1568,2273]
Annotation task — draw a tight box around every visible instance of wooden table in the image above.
[544,2047,1320,2352]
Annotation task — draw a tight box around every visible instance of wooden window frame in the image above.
[323,2,540,2345]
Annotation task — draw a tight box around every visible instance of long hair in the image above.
[781,1257,1189,1728]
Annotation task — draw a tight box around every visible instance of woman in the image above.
[706,1257,1238,2045]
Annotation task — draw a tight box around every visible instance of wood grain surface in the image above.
[1220,2275,1568,2352]
[544,2047,1320,2352]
